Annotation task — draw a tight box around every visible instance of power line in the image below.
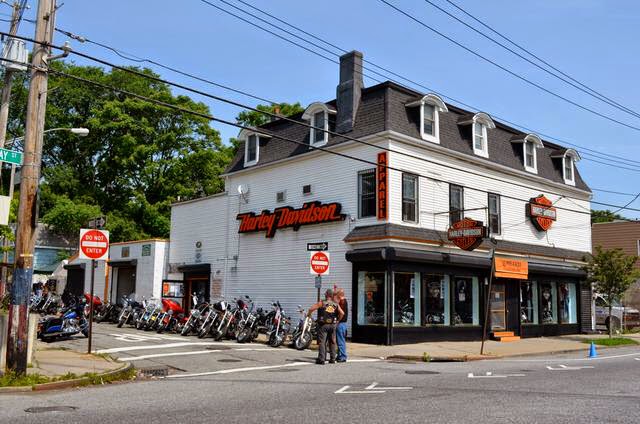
[4,51,637,216]
[441,0,638,122]
[422,0,640,120]
[611,192,640,215]
[193,0,640,168]
[377,0,640,133]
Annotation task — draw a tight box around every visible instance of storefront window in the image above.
[357,271,386,325]
[424,274,449,325]
[520,281,538,324]
[539,281,558,324]
[452,276,479,325]
[559,282,577,324]
[393,272,420,326]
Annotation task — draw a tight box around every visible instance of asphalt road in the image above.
[2,335,640,423]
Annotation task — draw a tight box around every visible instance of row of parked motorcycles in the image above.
[35,291,317,350]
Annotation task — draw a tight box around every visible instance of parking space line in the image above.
[96,342,237,354]
[166,361,312,378]
[118,350,222,361]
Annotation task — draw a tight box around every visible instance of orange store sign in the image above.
[494,257,528,280]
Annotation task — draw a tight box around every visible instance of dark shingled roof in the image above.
[225,81,590,192]
[343,223,589,262]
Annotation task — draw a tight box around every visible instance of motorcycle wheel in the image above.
[117,316,126,328]
[294,333,312,350]
[180,323,192,336]
[269,332,284,348]
[136,320,145,330]
[197,323,211,339]
[82,328,89,338]
[236,327,251,343]
[212,327,224,341]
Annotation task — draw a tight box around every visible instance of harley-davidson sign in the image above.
[528,195,556,232]
[237,201,346,238]
[447,218,487,251]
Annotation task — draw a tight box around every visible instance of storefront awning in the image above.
[108,259,138,268]
[63,263,86,270]
[346,247,491,268]
[528,262,587,278]
[177,263,211,274]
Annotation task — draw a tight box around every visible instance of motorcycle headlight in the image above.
[168,310,174,316]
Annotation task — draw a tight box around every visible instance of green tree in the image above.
[585,246,640,337]
[591,209,625,224]
[2,62,233,242]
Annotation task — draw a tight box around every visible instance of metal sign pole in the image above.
[87,259,95,354]
[480,249,496,356]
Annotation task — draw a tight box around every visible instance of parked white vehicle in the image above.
[595,294,640,331]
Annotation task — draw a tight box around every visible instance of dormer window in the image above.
[550,148,580,186]
[246,134,258,165]
[302,102,336,148]
[511,133,544,174]
[473,122,487,157]
[406,93,448,144]
[457,112,495,158]
[238,128,271,167]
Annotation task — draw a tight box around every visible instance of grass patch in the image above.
[584,337,639,347]
[0,366,136,388]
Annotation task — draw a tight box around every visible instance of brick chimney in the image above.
[335,50,363,133]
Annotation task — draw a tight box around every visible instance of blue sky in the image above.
[10,0,640,218]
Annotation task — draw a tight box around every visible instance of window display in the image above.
[559,282,577,324]
[424,274,449,325]
[539,281,558,324]
[453,276,479,325]
[520,281,538,324]
[357,271,386,325]
[394,273,420,326]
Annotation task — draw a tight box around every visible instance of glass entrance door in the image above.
[490,283,506,330]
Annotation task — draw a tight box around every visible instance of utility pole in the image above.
[5,0,55,374]
[0,0,25,299]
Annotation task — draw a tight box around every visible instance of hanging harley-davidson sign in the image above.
[447,218,487,251]
[237,201,346,238]
[528,194,556,232]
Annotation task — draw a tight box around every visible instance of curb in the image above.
[0,362,134,394]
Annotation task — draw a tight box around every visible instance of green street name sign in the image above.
[0,148,22,165]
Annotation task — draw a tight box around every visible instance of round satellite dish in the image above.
[237,184,249,195]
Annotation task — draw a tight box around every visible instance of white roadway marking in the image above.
[365,382,413,390]
[97,342,241,354]
[546,364,594,371]
[109,333,185,342]
[166,358,382,379]
[500,351,640,362]
[117,347,276,361]
[335,386,385,394]
[468,372,526,378]
[635,358,640,361]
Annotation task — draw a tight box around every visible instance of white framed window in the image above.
[407,94,448,144]
[244,134,259,167]
[402,173,419,223]
[473,122,488,157]
[302,102,335,148]
[311,110,327,146]
[563,156,575,185]
[488,193,501,236]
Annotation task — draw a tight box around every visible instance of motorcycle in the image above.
[156,298,185,333]
[225,296,253,340]
[37,301,89,342]
[236,307,268,343]
[290,306,316,350]
[266,301,290,348]
[84,293,106,320]
[135,299,160,330]
[209,300,234,341]
[117,294,146,328]
[179,294,208,336]
[396,301,414,324]
[196,303,218,338]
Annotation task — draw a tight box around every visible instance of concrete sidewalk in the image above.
[346,332,640,361]
[28,342,124,378]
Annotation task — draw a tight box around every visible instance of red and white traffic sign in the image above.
[79,228,110,261]
[310,251,330,276]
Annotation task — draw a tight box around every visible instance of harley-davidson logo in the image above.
[528,195,556,232]
[447,218,487,251]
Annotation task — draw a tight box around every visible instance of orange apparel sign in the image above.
[377,152,388,220]
[494,257,528,279]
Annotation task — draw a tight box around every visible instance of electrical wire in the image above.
[378,0,640,133]
[442,0,637,122]
[194,0,640,168]
[422,0,640,120]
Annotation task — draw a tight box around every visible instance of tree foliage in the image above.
[2,62,233,242]
[585,246,640,337]
[591,209,625,224]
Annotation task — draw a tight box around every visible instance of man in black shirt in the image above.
[335,288,348,362]
[308,289,344,364]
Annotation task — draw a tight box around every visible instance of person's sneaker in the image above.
[315,359,325,365]
[337,359,347,363]
[329,359,336,364]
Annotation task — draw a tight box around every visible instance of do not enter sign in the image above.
[79,228,110,261]
[310,251,330,276]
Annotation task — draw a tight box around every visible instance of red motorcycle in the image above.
[156,298,185,333]
[84,293,104,319]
